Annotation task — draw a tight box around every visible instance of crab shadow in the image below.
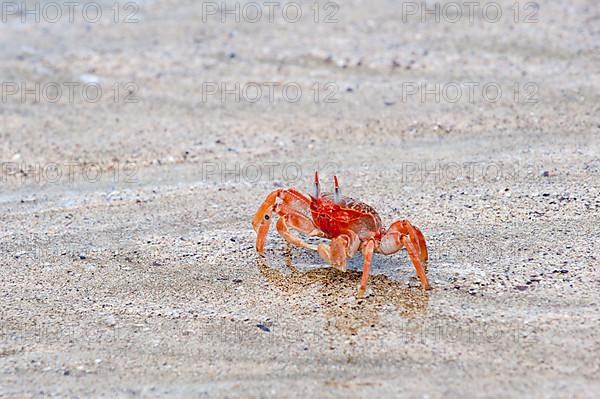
[257,247,429,335]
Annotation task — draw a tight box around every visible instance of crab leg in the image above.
[380,220,430,290]
[401,236,431,290]
[317,237,347,270]
[317,231,360,270]
[379,231,431,290]
[357,239,376,298]
[409,223,428,262]
[387,220,428,262]
[253,188,321,255]
[276,213,321,251]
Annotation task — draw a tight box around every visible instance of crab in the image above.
[252,172,430,297]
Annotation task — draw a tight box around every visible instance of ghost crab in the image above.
[252,172,430,297]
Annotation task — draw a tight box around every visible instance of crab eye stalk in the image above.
[313,171,320,198]
[333,175,341,204]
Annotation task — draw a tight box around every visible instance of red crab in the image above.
[252,172,430,297]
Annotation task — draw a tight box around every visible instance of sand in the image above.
[0,0,599,397]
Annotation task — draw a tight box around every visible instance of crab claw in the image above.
[252,189,281,254]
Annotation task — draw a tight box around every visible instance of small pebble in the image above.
[103,315,116,327]
[256,324,270,332]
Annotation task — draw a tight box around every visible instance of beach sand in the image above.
[0,0,598,397]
